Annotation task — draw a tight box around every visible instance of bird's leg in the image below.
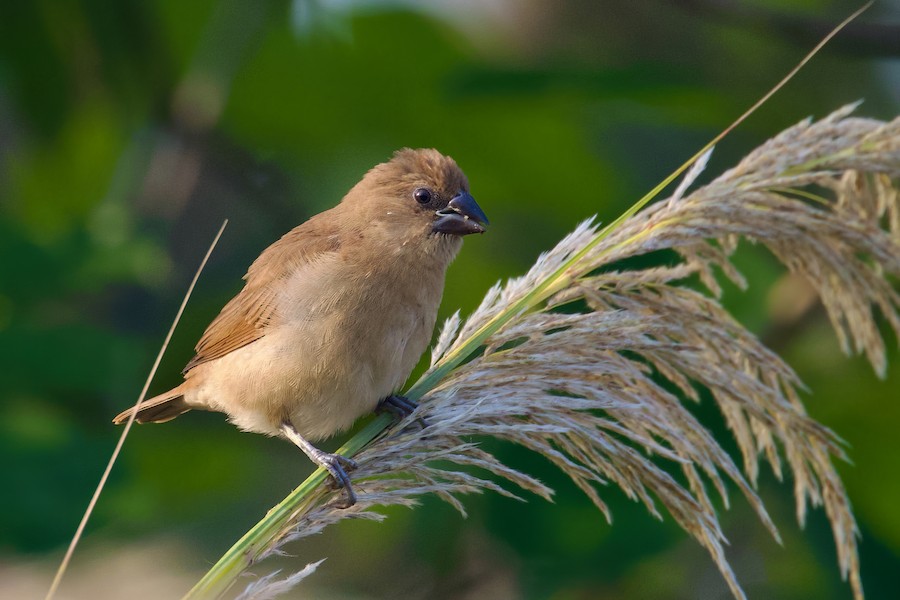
[376,394,428,430]
[280,421,358,508]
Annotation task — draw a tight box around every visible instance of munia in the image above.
[115,148,488,506]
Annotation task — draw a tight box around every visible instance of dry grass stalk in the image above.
[236,105,899,600]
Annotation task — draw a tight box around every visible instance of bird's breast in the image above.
[276,252,446,437]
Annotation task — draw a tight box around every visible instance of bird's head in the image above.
[344,148,489,248]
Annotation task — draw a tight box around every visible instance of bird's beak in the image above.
[432,191,489,236]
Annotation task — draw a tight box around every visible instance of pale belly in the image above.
[185,291,433,440]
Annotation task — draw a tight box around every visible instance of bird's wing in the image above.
[183,212,343,373]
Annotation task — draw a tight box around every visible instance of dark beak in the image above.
[432,191,489,236]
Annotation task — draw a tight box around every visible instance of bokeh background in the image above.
[1,1,899,598]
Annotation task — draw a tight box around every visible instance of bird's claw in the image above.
[316,451,358,507]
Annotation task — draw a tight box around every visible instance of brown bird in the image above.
[114,148,487,506]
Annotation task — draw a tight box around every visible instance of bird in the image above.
[113,148,488,507]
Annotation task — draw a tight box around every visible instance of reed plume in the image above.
[194,105,899,600]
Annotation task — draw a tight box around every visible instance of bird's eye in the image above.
[414,188,432,205]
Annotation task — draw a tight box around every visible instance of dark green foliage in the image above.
[0,1,897,597]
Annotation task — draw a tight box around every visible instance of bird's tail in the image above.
[112,385,192,425]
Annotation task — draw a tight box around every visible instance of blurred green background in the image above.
[1,1,898,598]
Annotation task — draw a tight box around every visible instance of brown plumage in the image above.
[113,148,488,506]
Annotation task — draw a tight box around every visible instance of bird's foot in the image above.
[314,450,358,508]
[376,394,418,418]
[280,422,358,508]
[377,394,429,430]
